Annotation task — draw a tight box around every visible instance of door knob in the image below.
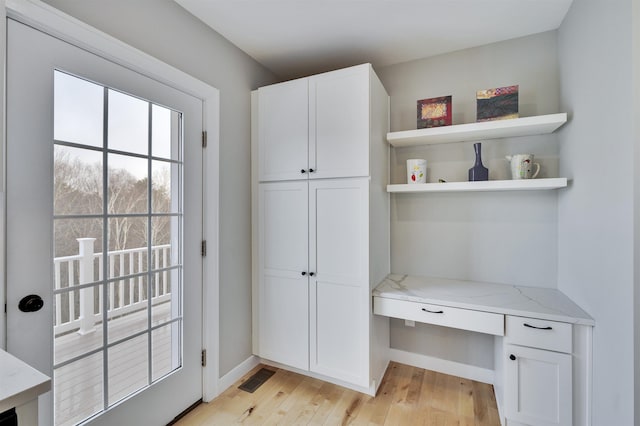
[19,294,44,312]
[509,354,516,361]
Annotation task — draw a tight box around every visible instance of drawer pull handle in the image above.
[524,323,553,330]
[421,308,444,314]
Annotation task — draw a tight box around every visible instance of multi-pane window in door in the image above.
[52,70,183,425]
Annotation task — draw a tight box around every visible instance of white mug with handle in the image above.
[506,154,540,179]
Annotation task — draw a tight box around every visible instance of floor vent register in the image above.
[238,368,276,393]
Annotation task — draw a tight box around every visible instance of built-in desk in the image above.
[373,274,594,426]
[0,350,51,426]
[373,274,594,326]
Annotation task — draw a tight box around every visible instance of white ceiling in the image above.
[175,0,573,80]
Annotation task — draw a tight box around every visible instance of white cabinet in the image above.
[258,64,371,182]
[504,316,573,426]
[253,63,390,394]
[257,178,370,385]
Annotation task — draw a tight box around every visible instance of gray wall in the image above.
[377,31,562,368]
[557,0,635,424]
[41,0,277,376]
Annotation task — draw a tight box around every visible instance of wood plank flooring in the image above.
[176,362,501,425]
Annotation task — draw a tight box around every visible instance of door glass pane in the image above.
[53,70,184,425]
[108,334,149,405]
[54,146,103,215]
[152,160,176,213]
[54,71,103,148]
[151,216,179,267]
[108,153,148,214]
[53,284,103,366]
[152,104,171,159]
[107,89,148,155]
[54,352,104,426]
[151,322,181,381]
[106,279,149,341]
[107,217,148,267]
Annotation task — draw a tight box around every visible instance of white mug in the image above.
[406,159,427,183]
[506,154,540,179]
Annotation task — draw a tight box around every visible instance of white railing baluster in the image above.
[154,248,160,298]
[109,254,115,311]
[138,252,144,303]
[68,262,75,322]
[54,261,62,326]
[162,247,168,295]
[97,254,103,319]
[118,254,125,308]
[129,251,134,306]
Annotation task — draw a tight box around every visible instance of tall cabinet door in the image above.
[258,78,309,181]
[310,66,370,180]
[258,181,309,370]
[309,178,370,386]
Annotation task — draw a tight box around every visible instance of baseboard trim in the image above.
[389,348,494,385]
[216,355,261,395]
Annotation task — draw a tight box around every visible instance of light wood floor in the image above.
[176,362,501,425]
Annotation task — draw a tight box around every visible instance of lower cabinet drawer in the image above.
[373,297,504,336]
[506,315,572,353]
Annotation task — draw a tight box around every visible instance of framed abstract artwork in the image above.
[417,96,452,129]
[476,85,519,122]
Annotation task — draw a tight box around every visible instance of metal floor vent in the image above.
[238,368,276,393]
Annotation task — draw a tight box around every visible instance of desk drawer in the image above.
[373,297,504,336]
[505,315,572,353]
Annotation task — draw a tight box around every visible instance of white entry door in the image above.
[6,19,203,425]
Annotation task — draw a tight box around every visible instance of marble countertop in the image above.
[373,274,594,326]
[0,350,51,413]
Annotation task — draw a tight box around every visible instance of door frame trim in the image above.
[1,0,221,401]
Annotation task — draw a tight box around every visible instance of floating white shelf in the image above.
[387,178,568,193]
[387,113,567,148]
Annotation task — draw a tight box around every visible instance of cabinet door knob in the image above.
[309,168,315,173]
[301,271,307,276]
[509,354,516,361]
[309,272,315,277]
[300,169,307,174]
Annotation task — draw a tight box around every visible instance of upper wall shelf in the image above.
[387,113,567,148]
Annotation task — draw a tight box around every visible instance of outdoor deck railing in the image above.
[53,238,172,336]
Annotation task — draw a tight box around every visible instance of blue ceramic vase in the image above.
[468,142,489,181]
